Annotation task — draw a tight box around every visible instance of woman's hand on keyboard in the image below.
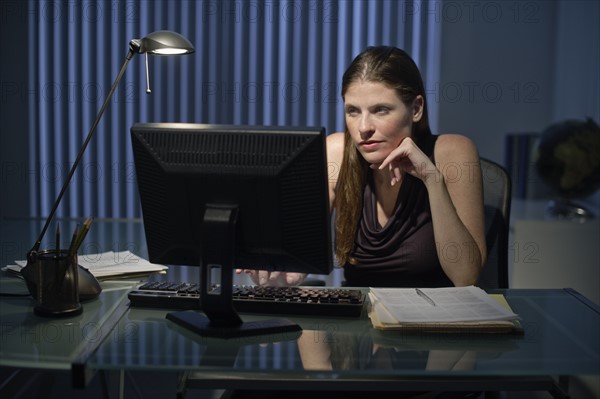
[235,269,306,287]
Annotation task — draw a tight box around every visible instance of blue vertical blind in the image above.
[29,0,441,219]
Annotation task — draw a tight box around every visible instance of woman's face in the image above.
[344,80,422,165]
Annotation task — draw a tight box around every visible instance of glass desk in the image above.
[82,288,600,397]
[0,218,144,375]
[2,219,599,397]
[0,278,135,371]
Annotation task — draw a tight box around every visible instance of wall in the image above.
[438,0,556,163]
[553,0,600,123]
[2,1,598,218]
[438,0,600,166]
[0,2,30,220]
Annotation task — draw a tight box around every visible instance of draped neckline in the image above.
[366,172,413,231]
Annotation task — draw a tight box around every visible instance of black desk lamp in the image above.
[29,31,194,254]
[21,31,193,313]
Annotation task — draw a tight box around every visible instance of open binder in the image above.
[368,286,523,334]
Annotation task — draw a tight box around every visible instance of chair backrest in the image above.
[478,158,512,289]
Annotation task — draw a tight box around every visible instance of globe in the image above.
[534,118,600,221]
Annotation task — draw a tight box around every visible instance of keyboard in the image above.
[128,282,366,317]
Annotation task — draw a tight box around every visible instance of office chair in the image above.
[477,159,513,399]
[477,158,512,289]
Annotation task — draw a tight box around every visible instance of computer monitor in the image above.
[130,122,333,337]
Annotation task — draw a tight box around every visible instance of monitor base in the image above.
[166,310,302,338]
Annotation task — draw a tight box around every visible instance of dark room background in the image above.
[1,0,599,220]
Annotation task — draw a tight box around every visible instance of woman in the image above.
[241,46,486,288]
[235,47,488,399]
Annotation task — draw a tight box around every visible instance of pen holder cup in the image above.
[22,249,83,317]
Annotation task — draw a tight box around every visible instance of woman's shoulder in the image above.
[326,132,345,147]
[433,134,482,189]
[326,133,346,204]
[434,133,479,163]
[326,132,345,161]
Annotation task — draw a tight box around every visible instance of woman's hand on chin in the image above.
[375,137,439,186]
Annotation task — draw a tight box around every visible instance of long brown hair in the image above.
[334,46,433,266]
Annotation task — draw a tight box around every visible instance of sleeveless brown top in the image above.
[343,135,453,288]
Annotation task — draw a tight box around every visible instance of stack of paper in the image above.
[369,286,522,333]
[3,251,168,279]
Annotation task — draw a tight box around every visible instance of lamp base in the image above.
[545,199,596,223]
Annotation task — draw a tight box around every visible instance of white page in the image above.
[11,251,167,278]
[370,286,518,323]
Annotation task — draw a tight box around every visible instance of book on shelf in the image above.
[368,285,522,334]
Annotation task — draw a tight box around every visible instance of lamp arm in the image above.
[30,48,137,253]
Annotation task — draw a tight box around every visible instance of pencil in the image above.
[73,217,93,254]
[68,225,79,256]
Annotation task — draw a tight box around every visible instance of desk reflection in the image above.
[104,308,519,374]
[297,327,518,373]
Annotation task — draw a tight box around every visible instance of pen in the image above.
[55,223,61,258]
[416,288,436,306]
[55,224,61,287]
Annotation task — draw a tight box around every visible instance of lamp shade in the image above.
[136,30,195,55]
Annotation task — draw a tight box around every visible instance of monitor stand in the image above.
[166,204,302,338]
